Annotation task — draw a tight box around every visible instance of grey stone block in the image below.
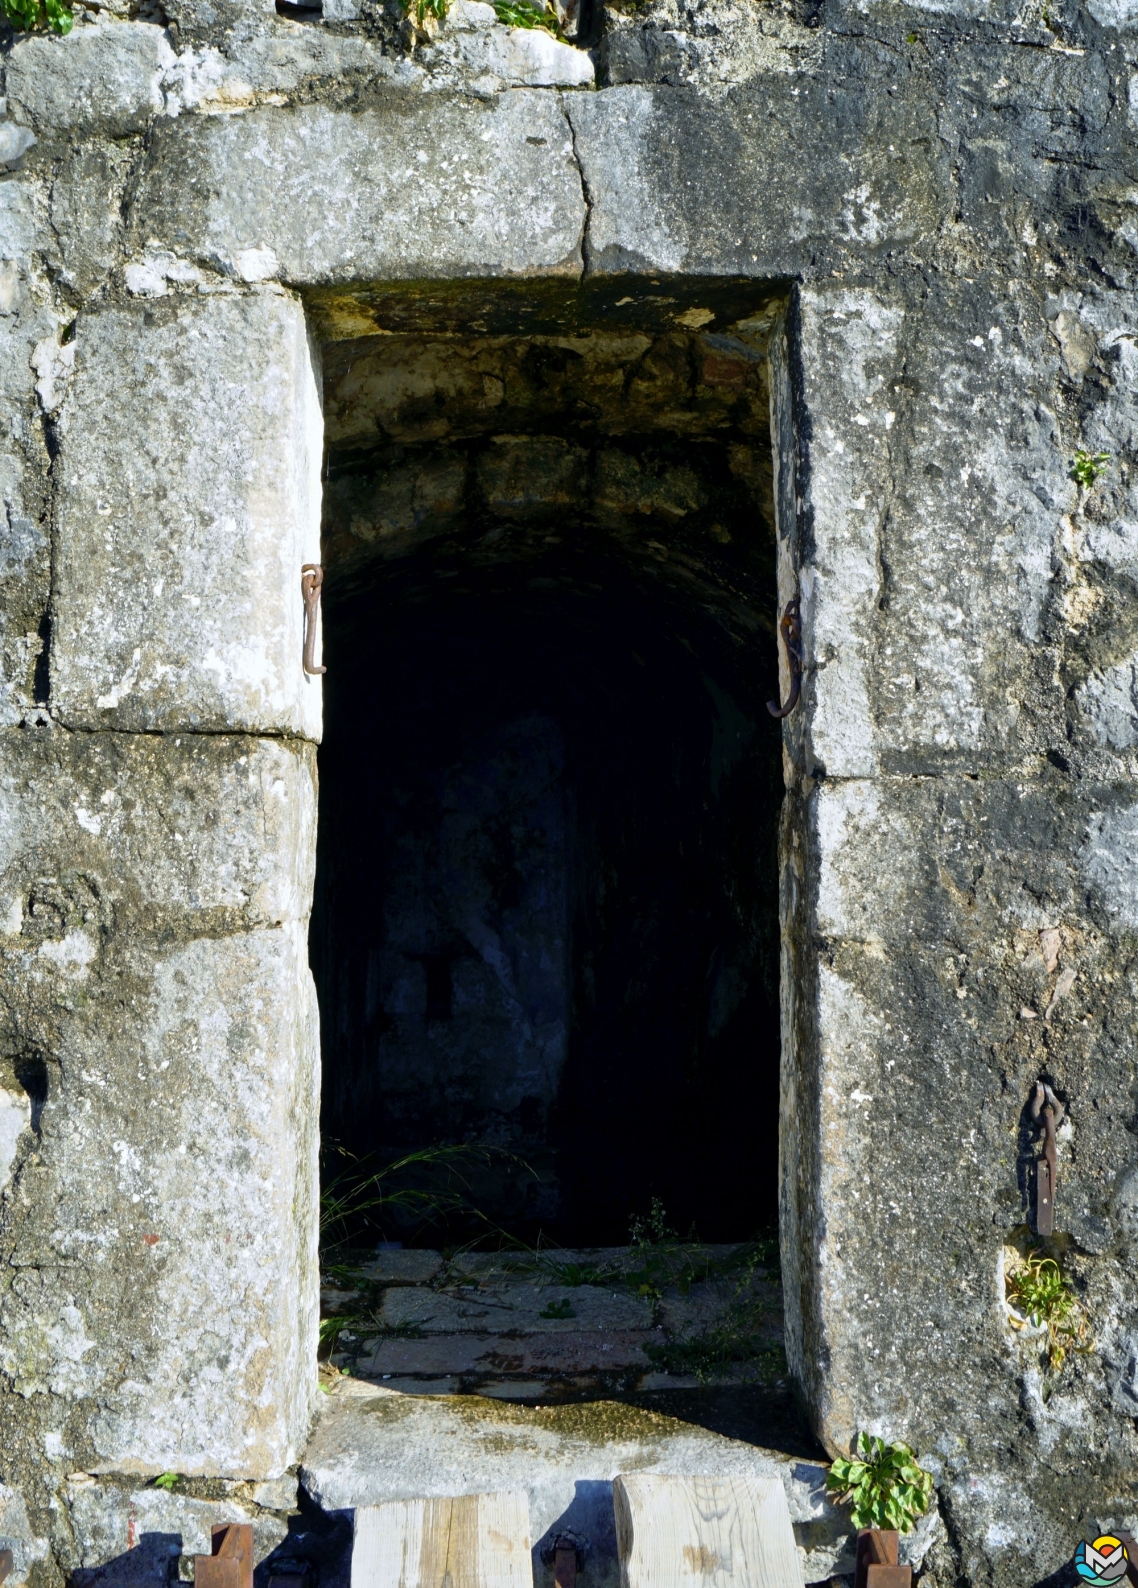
[64,1479,288,1571]
[51,292,323,738]
[0,728,319,1481]
[5,23,170,136]
[566,76,945,276]
[0,726,316,931]
[129,97,585,285]
[0,923,319,1479]
[776,283,1076,777]
[379,1279,654,1332]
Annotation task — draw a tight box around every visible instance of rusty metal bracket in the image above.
[541,1530,589,1588]
[855,1530,911,1588]
[767,595,803,719]
[1030,1080,1065,1237]
[195,1524,253,1588]
[301,563,326,677]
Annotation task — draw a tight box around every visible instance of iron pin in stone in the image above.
[302,562,327,676]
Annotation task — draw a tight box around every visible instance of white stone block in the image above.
[51,292,323,738]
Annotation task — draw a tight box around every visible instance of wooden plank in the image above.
[613,1473,800,1588]
[351,1491,532,1588]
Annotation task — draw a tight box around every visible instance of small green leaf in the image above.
[154,1473,180,1492]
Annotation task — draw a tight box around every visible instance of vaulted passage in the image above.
[310,283,786,1250]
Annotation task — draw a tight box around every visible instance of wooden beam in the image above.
[351,1491,532,1588]
[613,1472,801,1587]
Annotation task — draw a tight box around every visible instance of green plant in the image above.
[826,1434,933,1534]
[399,0,449,25]
[153,1473,180,1492]
[491,0,562,31]
[539,1296,575,1319]
[1071,449,1110,487]
[1005,1251,1092,1370]
[642,1243,783,1382]
[2,0,72,32]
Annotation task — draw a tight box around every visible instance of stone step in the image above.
[299,1380,858,1588]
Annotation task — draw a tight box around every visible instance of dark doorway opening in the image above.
[311,285,786,1251]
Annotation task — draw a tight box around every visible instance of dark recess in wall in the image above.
[310,299,785,1249]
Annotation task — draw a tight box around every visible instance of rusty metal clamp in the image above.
[767,595,803,719]
[1030,1080,1064,1237]
[301,563,326,677]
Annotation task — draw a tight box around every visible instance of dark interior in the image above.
[310,286,786,1249]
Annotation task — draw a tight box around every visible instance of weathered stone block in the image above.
[5,23,170,137]
[772,283,1074,778]
[301,1380,862,1583]
[64,1478,289,1575]
[778,769,1138,1585]
[128,98,586,285]
[566,72,945,277]
[0,728,319,1482]
[51,292,323,738]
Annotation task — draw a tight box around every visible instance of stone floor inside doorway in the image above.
[299,1242,871,1587]
[319,1240,816,1457]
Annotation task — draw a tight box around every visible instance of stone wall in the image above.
[0,0,1136,1580]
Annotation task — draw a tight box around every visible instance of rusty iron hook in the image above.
[1030,1079,1064,1236]
[301,563,326,677]
[767,595,803,719]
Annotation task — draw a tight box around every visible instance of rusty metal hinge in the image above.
[1030,1080,1064,1237]
[301,563,326,677]
[767,595,803,719]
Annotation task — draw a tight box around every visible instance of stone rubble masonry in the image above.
[0,0,1137,1582]
[51,292,324,740]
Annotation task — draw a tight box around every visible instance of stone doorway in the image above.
[312,286,785,1247]
[308,283,793,1408]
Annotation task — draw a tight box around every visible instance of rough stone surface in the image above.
[51,291,323,738]
[128,97,586,285]
[299,1381,873,1586]
[5,24,169,136]
[63,1479,290,1580]
[0,0,1136,1579]
[0,727,320,1551]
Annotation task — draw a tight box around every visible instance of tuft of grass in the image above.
[1071,448,1110,488]
[320,1142,535,1260]
[826,1434,933,1534]
[1005,1251,1092,1370]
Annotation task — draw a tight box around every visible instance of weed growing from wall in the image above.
[2,0,72,31]
[827,1434,934,1533]
[1005,1251,1092,1370]
[1071,448,1110,487]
